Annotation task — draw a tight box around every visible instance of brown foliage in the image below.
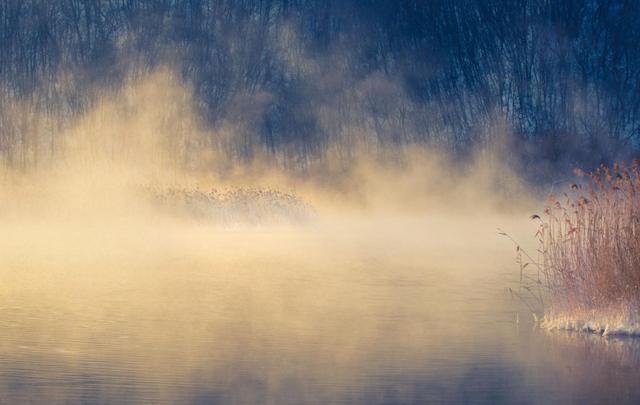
[537,162,640,313]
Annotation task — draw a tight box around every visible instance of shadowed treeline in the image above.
[0,1,639,182]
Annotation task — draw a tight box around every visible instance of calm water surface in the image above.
[0,219,639,404]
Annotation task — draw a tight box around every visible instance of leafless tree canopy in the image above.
[0,1,638,180]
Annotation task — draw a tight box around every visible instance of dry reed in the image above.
[505,161,640,333]
[540,161,640,313]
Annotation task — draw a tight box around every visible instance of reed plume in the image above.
[531,161,640,333]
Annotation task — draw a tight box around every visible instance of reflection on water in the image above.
[0,217,639,404]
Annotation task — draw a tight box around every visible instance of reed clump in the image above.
[138,184,312,224]
[532,161,640,334]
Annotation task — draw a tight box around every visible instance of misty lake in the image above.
[0,215,639,404]
[2,0,640,403]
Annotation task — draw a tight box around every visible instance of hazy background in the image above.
[0,0,639,186]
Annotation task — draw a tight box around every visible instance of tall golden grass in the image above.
[532,161,640,318]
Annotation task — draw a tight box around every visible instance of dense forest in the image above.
[0,0,639,181]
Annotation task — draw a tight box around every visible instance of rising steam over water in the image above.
[0,70,639,404]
